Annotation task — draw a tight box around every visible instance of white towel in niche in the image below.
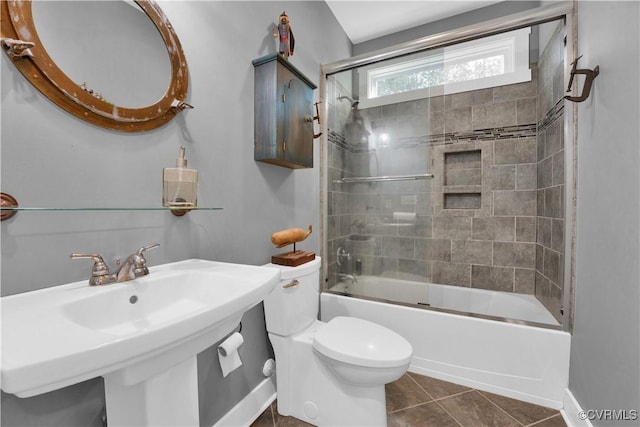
[393,212,416,222]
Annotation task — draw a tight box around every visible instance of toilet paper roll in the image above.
[218,332,244,377]
[393,212,416,222]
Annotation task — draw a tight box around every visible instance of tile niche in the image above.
[443,150,482,209]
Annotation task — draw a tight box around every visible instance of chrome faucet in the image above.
[71,243,160,286]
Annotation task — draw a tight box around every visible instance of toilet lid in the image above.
[313,317,412,368]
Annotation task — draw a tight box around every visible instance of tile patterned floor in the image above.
[251,372,567,427]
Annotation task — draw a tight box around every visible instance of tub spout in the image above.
[339,273,358,284]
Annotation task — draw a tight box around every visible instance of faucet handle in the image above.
[70,253,112,286]
[137,243,160,256]
[131,243,160,276]
[70,253,109,274]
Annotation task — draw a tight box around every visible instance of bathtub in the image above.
[329,275,559,325]
[321,276,571,409]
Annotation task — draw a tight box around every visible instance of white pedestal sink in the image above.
[1,259,281,426]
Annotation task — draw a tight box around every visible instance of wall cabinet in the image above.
[252,53,317,169]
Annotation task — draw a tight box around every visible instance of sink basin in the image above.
[1,259,280,398]
[62,270,246,336]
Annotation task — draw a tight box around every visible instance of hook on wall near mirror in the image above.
[0,0,192,132]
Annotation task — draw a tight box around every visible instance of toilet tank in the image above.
[263,257,321,336]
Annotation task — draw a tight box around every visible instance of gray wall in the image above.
[571,1,640,425]
[353,1,540,56]
[0,1,351,425]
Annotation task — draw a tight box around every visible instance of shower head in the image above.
[340,93,369,145]
[338,95,359,109]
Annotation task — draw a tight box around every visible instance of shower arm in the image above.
[338,95,358,108]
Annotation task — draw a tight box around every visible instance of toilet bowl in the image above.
[263,257,412,426]
[313,316,411,386]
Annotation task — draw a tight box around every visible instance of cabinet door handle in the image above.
[283,279,299,288]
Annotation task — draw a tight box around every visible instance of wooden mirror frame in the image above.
[1,0,190,132]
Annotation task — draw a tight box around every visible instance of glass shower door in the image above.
[324,18,567,327]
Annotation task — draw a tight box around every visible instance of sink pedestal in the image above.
[104,356,199,427]
[102,317,240,427]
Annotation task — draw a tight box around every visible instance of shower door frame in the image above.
[319,2,577,332]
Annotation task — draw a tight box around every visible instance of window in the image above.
[358,28,531,108]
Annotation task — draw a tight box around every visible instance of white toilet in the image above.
[263,257,413,426]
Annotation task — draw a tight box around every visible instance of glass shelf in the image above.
[0,192,222,220]
[0,207,222,212]
[0,205,222,220]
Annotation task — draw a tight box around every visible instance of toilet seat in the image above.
[313,316,412,368]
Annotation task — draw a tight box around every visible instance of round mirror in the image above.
[31,1,171,109]
[1,0,190,132]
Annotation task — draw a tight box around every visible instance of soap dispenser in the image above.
[163,146,198,209]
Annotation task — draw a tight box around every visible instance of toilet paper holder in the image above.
[218,332,243,357]
[218,328,245,377]
[218,322,242,354]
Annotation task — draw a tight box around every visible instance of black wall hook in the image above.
[564,55,600,103]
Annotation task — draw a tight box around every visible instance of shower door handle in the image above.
[283,279,299,289]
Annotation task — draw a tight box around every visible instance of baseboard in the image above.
[561,387,593,427]
[213,377,276,427]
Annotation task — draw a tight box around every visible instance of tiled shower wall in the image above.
[326,24,565,321]
[327,76,540,294]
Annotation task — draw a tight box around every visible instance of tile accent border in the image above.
[538,99,564,133]
[329,124,538,153]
